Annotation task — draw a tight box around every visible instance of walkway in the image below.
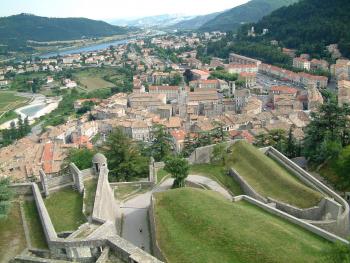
[119,175,233,252]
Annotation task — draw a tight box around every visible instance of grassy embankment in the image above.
[154,188,332,263]
[229,141,322,208]
[0,202,26,262]
[192,141,322,208]
[44,188,86,232]
[23,201,48,249]
[83,179,98,217]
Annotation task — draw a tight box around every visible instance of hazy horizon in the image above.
[0,0,249,20]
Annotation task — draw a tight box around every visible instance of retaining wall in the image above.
[31,183,58,245]
[11,183,35,196]
[188,141,236,165]
[46,174,74,190]
[265,147,350,237]
[149,196,167,262]
[268,197,342,221]
[107,236,163,263]
[233,195,349,244]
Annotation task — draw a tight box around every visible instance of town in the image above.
[0,0,350,262]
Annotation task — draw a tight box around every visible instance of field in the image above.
[23,201,48,249]
[228,141,322,208]
[72,67,132,92]
[73,68,119,91]
[0,90,28,121]
[0,202,26,262]
[154,188,332,263]
[44,188,86,232]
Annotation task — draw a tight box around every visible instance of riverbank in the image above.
[0,93,61,129]
[39,34,135,58]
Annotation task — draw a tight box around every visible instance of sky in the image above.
[0,0,249,20]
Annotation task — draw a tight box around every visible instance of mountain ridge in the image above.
[0,13,128,46]
[198,0,299,32]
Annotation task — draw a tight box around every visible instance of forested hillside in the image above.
[0,13,128,53]
[252,0,350,57]
[199,0,298,32]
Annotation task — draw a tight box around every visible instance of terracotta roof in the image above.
[170,129,186,141]
[271,86,298,94]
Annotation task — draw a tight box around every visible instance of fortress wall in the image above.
[188,141,236,165]
[31,183,58,245]
[268,197,325,220]
[265,147,350,237]
[228,168,267,203]
[149,195,167,262]
[91,167,118,225]
[46,174,74,190]
[233,195,349,244]
[107,236,163,263]
[11,183,34,196]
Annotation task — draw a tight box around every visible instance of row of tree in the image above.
[1,115,31,147]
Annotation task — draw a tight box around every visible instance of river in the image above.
[40,38,131,58]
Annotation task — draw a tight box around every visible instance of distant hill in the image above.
[251,0,350,57]
[0,13,128,45]
[110,14,193,28]
[169,12,221,31]
[199,0,299,32]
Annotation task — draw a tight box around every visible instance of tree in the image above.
[101,128,148,181]
[66,148,95,170]
[304,98,350,164]
[150,125,173,162]
[332,145,350,189]
[24,116,30,134]
[165,157,189,188]
[17,115,24,137]
[170,73,183,86]
[211,143,228,166]
[0,178,14,219]
[183,69,194,84]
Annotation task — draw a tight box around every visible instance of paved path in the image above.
[187,175,233,201]
[119,175,233,252]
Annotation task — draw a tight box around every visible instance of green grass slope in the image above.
[230,141,322,208]
[200,0,299,32]
[44,188,86,232]
[0,203,26,262]
[154,188,331,263]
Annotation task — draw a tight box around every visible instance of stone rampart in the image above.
[31,183,58,244]
[69,163,84,193]
[149,196,167,262]
[233,195,349,244]
[268,197,342,221]
[10,183,34,196]
[46,174,74,190]
[91,167,118,225]
[265,146,350,237]
[188,141,236,165]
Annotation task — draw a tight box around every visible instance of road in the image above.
[119,175,233,252]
